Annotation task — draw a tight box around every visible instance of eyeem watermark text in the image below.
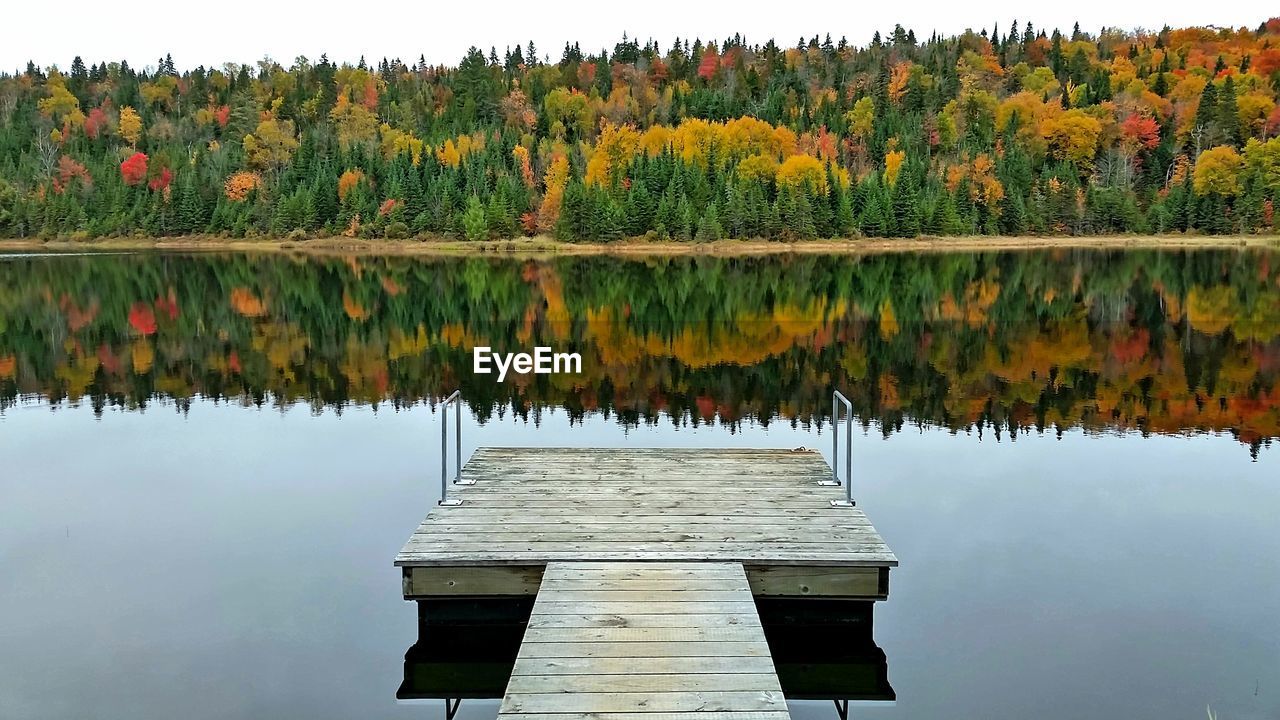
[473,347,582,382]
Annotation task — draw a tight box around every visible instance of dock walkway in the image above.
[500,561,789,720]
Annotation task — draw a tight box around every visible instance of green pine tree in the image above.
[674,193,694,241]
[833,183,856,237]
[695,203,724,242]
[934,190,965,235]
[998,192,1029,235]
[1218,76,1242,146]
[461,195,488,241]
[859,188,887,237]
[890,178,921,237]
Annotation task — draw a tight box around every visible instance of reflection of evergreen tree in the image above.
[0,251,1276,454]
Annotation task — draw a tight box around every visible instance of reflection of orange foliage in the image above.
[1109,328,1150,364]
[985,320,1092,384]
[230,287,267,317]
[521,263,571,340]
[343,256,363,279]
[380,276,403,296]
[939,280,1000,325]
[60,295,100,332]
[0,355,15,379]
[343,290,370,321]
[878,375,900,409]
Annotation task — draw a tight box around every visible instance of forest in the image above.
[2,251,1277,455]
[2,19,1280,241]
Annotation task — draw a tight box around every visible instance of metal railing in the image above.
[438,390,470,506]
[830,390,855,507]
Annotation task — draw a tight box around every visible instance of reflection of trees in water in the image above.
[0,250,1276,454]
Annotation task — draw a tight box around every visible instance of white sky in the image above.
[4,0,1276,73]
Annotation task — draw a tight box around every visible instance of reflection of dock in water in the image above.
[395,448,897,718]
[399,597,894,708]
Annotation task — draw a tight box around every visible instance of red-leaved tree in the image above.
[120,152,148,186]
[698,45,720,82]
[148,167,173,191]
[1120,113,1161,152]
[84,107,108,140]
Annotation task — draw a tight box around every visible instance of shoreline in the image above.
[1,234,1278,257]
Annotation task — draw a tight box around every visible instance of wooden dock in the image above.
[395,447,897,717]
[500,561,787,719]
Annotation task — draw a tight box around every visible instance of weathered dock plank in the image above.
[499,562,788,720]
[397,448,897,592]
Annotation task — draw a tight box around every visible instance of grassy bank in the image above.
[2,234,1278,258]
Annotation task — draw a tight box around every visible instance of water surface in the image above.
[1,249,1277,719]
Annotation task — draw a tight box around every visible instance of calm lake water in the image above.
[1,249,1278,720]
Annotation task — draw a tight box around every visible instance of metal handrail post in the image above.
[830,390,855,507]
[438,390,464,506]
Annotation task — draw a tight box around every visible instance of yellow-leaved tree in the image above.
[537,154,570,232]
[329,95,378,151]
[118,106,143,147]
[243,117,299,172]
[1193,146,1244,197]
[884,149,906,187]
[379,124,424,164]
[1040,109,1102,167]
[585,122,641,187]
[775,155,828,194]
[845,97,875,144]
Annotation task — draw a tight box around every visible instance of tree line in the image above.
[2,18,1280,241]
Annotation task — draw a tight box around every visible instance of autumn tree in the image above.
[544,89,592,139]
[776,155,828,194]
[1041,109,1102,168]
[329,96,378,151]
[243,117,299,172]
[2,21,1279,240]
[585,122,640,187]
[537,154,570,232]
[120,152,148,186]
[1194,145,1244,197]
[117,106,143,147]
